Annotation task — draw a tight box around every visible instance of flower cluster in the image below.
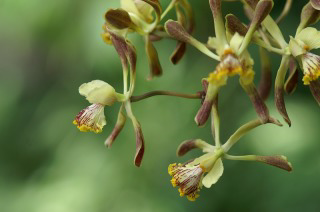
[73,0,319,201]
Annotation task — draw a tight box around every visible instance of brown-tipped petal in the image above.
[251,0,274,26]
[165,20,192,43]
[310,80,320,106]
[170,4,188,65]
[141,0,162,22]
[209,0,222,18]
[275,86,291,126]
[244,0,259,9]
[284,57,299,95]
[195,99,214,127]
[311,0,320,10]
[202,79,209,93]
[177,139,214,157]
[195,84,219,127]
[109,31,129,68]
[241,82,270,124]
[177,140,198,157]
[105,9,135,30]
[256,155,292,172]
[105,110,126,148]
[170,42,187,65]
[225,14,248,36]
[133,123,145,167]
[258,48,272,101]
[275,56,291,126]
[267,117,283,127]
[299,3,320,29]
[145,36,162,80]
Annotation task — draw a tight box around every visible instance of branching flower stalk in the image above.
[73,0,320,201]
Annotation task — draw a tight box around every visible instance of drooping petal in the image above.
[79,80,117,106]
[145,36,163,80]
[284,57,299,94]
[257,47,272,100]
[105,108,126,148]
[73,104,106,133]
[202,158,224,188]
[310,79,320,105]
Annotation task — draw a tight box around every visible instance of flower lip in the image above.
[301,52,320,85]
[73,103,106,133]
[207,49,242,86]
[168,163,205,201]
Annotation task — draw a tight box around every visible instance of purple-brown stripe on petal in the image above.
[310,80,320,105]
[256,155,293,172]
[105,9,134,30]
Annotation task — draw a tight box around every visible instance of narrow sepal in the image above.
[256,155,292,172]
[284,57,299,94]
[310,79,320,105]
[257,48,272,101]
[240,82,270,123]
[275,86,291,126]
[145,36,163,80]
[105,109,126,148]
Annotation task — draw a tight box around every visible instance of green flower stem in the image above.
[224,154,256,161]
[161,0,177,21]
[222,119,262,152]
[130,90,202,102]
[211,98,221,147]
[253,38,288,55]
[122,62,129,94]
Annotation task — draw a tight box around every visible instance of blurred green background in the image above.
[1,0,319,211]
